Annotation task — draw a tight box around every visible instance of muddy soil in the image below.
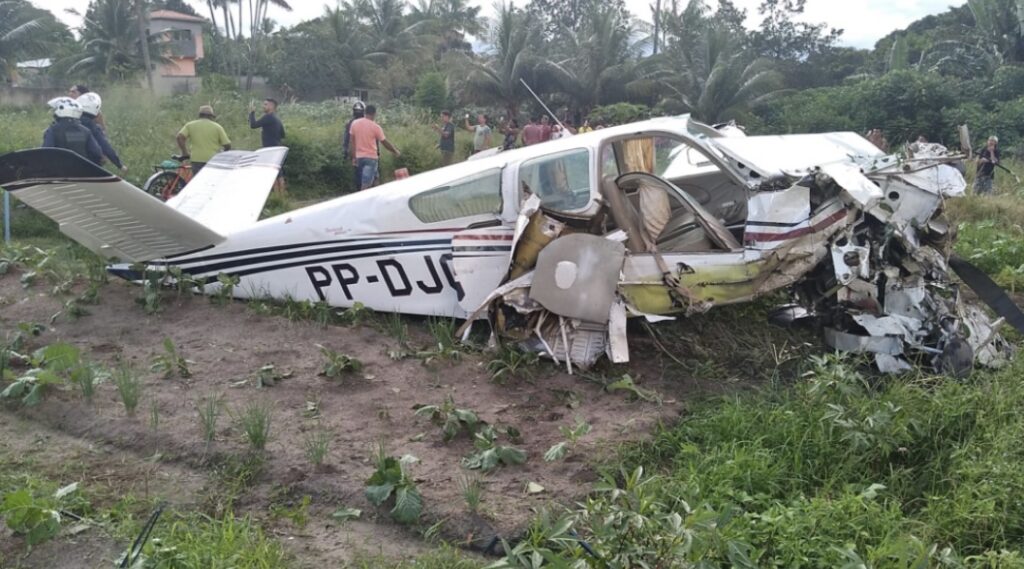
[0,267,752,567]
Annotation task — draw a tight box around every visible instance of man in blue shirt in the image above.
[76,92,127,172]
[250,98,287,193]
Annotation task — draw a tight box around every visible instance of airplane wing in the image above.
[166,147,288,234]
[0,148,224,262]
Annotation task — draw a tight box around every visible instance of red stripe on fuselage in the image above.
[744,209,847,243]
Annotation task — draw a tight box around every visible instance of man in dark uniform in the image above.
[77,92,127,172]
[42,97,103,165]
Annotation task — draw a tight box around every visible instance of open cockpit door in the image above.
[450,226,516,313]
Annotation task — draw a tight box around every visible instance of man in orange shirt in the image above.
[348,104,401,190]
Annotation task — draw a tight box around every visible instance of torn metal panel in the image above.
[530,234,626,323]
[875,354,914,373]
[830,242,870,285]
[452,227,516,313]
[819,162,884,209]
[745,184,811,250]
[607,300,630,363]
[824,328,904,355]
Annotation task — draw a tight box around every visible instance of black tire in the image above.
[142,171,185,201]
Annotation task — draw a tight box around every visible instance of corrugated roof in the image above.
[149,10,205,23]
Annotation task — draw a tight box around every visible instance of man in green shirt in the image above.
[176,105,231,175]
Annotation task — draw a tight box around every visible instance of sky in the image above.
[33,0,962,49]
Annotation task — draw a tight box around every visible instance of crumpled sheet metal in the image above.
[530,234,626,323]
[819,162,884,209]
[823,327,904,356]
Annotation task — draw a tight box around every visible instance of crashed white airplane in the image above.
[1,115,1020,376]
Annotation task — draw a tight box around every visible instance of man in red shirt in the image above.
[521,116,542,146]
[349,104,401,190]
[539,115,553,142]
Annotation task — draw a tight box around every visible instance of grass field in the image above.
[4,94,1024,567]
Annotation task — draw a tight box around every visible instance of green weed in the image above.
[198,394,224,447]
[235,400,273,451]
[462,425,527,472]
[270,495,311,529]
[2,343,82,406]
[114,364,142,416]
[413,395,481,442]
[417,317,463,365]
[339,301,372,326]
[134,511,288,567]
[303,429,331,467]
[150,338,193,379]
[318,345,364,378]
[364,444,423,524]
[380,311,410,346]
[211,273,241,305]
[0,482,87,548]
[459,474,484,514]
[149,401,160,432]
[487,343,539,383]
[543,417,592,462]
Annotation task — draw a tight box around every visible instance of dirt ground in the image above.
[0,266,782,568]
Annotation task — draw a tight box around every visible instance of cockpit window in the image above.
[518,149,592,212]
[409,169,502,223]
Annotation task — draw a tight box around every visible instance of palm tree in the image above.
[410,0,483,53]
[537,6,644,115]
[462,2,537,118]
[643,26,784,123]
[966,0,1024,63]
[65,0,164,80]
[353,0,427,58]
[323,3,375,88]
[0,0,63,82]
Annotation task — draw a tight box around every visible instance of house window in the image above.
[409,169,502,223]
[518,148,592,212]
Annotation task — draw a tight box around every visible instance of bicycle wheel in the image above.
[142,171,185,201]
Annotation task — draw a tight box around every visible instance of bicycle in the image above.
[143,154,192,201]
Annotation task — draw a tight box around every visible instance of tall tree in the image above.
[537,5,643,114]
[525,0,629,38]
[462,2,537,118]
[409,0,483,54]
[66,0,164,80]
[0,0,68,83]
[644,26,784,123]
[748,0,841,60]
[135,0,153,90]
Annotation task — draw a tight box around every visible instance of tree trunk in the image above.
[222,3,233,39]
[652,0,661,55]
[136,0,154,91]
[207,1,219,37]
[245,0,255,90]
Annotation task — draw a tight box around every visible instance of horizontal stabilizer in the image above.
[0,148,224,262]
[167,147,288,234]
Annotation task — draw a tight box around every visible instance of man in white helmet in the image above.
[42,97,103,165]
[77,92,127,172]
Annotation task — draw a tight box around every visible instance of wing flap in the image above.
[0,148,224,262]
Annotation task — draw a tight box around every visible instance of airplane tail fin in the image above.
[0,148,225,262]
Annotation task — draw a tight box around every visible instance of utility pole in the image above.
[136,0,154,91]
